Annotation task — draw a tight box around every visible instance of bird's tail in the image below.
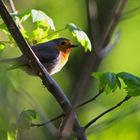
[0,57,18,64]
[0,57,23,71]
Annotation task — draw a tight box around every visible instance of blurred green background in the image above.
[0,0,140,140]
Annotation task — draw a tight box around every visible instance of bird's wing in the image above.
[6,42,60,70]
[31,42,59,63]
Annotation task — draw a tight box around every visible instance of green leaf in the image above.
[0,43,5,51]
[31,9,56,30]
[101,73,118,93]
[117,72,140,85]
[0,23,9,34]
[8,123,17,140]
[92,72,103,79]
[33,28,47,43]
[117,72,140,96]
[7,131,16,140]
[17,109,36,129]
[20,13,31,23]
[0,23,7,30]
[20,28,29,39]
[93,72,121,94]
[66,23,92,52]
[93,72,140,96]
[125,85,140,96]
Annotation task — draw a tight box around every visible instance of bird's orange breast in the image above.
[60,50,70,64]
[49,49,71,75]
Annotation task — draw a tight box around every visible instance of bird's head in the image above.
[53,38,77,53]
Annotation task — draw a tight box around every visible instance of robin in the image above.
[0,38,77,75]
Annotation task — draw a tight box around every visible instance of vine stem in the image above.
[84,96,131,130]
[31,90,104,127]
[0,1,87,140]
[9,0,17,14]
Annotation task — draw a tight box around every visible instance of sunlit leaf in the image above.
[0,23,9,34]
[117,72,140,96]
[66,23,92,52]
[20,13,31,23]
[117,72,140,85]
[0,23,7,30]
[93,72,121,94]
[100,72,120,93]
[7,131,15,140]
[46,33,59,41]
[0,43,5,51]
[8,36,16,47]
[94,72,140,96]
[17,109,36,129]
[92,72,103,79]
[7,123,17,140]
[31,9,56,30]
[20,28,29,39]
[29,27,48,44]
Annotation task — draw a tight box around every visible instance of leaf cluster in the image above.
[93,72,140,97]
[0,9,92,52]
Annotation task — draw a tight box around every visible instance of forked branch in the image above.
[0,1,87,140]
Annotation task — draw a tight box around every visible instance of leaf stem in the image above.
[31,90,104,127]
[75,89,104,109]
[121,6,140,21]
[47,28,66,37]
[84,96,131,130]
[31,114,65,127]
[0,1,87,139]
[9,0,17,14]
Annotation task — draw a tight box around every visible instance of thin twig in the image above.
[31,90,104,127]
[99,0,128,49]
[70,0,128,115]
[0,1,87,140]
[8,0,23,29]
[123,6,140,17]
[9,0,17,14]
[121,6,140,21]
[84,96,131,130]
[63,2,128,134]
[31,114,65,127]
[99,32,120,57]
[87,105,140,135]
[47,28,66,37]
[75,89,104,109]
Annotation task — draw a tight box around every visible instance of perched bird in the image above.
[0,38,77,75]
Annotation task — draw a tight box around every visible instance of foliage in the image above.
[17,109,36,129]
[66,23,92,52]
[0,9,91,51]
[117,72,140,96]
[93,72,140,97]
[0,0,140,140]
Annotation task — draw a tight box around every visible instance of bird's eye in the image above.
[60,41,67,45]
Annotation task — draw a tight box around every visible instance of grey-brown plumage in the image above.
[0,38,77,75]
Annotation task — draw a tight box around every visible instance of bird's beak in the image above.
[70,45,78,48]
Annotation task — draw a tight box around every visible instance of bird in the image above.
[0,37,77,76]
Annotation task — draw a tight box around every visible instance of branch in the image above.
[84,96,131,130]
[31,90,103,127]
[99,0,128,49]
[8,0,17,14]
[58,1,128,136]
[75,89,104,109]
[70,0,128,111]
[8,1,59,135]
[87,105,140,134]
[0,1,87,140]
[99,32,120,57]
[121,6,140,21]
[31,114,65,127]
